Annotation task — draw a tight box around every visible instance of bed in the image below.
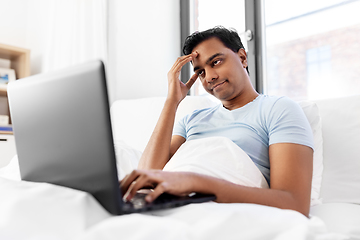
[0,94,359,240]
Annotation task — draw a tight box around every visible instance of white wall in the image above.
[108,0,180,100]
[0,0,27,68]
[0,0,180,102]
[0,0,27,48]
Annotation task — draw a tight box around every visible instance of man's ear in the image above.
[237,48,248,68]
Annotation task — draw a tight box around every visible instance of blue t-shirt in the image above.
[173,95,314,184]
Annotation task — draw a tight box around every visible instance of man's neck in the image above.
[221,90,259,111]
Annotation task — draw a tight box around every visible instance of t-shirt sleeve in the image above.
[173,116,188,139]
[267,97,314,150]
[172,108,209,139]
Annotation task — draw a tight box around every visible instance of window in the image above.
[185,0,247,96]
[184,0,360,101]
[306,46,332,98]
[263,0,360,101]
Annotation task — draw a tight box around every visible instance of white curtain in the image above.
[40,0,108,71]
[23,0,179,104]
[25,0,110,99]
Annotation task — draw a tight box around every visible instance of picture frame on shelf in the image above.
[0,68,16,90]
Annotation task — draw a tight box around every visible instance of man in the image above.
[121,27,314,217]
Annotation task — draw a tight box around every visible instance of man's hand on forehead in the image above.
[190,51,199,63]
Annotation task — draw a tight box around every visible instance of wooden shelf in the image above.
[0,43,30,79]
[0,86,7,97]
[0,43,30,124]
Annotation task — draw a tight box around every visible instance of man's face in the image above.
[192,37,249,101]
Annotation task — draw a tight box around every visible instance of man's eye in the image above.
[198,70,204,77]
[213,60,221,66]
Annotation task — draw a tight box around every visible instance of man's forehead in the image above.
[192,37,227,54]
[192,38,227,58]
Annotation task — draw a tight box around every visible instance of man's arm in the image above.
[137,53,198,170]
[122,143,313,216]
[137,101,186,169]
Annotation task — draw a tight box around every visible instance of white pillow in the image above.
[314,94,360,204]
[114,140,142,180]
[298,101,324,206]
[110,96,217,152]
[111,97,166,152]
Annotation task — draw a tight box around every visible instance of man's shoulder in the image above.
[259,94,290,103]
[258,95,298,110]
[186,104,220,119]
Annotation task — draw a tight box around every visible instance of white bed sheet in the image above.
[0,177,110,240]
[0,175,349,240]
[80,203,332,240]
[0,138,355,240]
[310,203,360,239]
[0,168,353,239]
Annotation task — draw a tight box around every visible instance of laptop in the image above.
[7,60,215,215]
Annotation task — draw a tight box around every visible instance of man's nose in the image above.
[205,68,218,83]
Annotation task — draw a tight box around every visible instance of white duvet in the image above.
[0,137,349,240]
[164,137,269,189]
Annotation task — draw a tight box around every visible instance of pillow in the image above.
[110,96,217,152]
[114,140,142,180]
[110,97,166,152]
[298,101,324,206]
[314,94,360,204]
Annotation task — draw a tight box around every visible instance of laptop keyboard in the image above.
[121,191,216,214]
[129,193,147,209]
[128,192,183,209]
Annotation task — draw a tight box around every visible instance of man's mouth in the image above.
[211,80,227,90]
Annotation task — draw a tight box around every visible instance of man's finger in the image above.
[185,72,198,90]
[122,170,164,201]
[173,56,193,73]
[169,55,191,72]
[123,175,150,201]
[120,169,142,194]
[171,52,197,73]
[145,182,168,202]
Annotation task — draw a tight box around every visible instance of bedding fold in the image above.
[163,137,269,189]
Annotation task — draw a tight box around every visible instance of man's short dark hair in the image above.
[183,26,249,74]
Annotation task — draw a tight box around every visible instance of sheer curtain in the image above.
[25,0,110,98]
[24,0,179,104]
[40,0,108,71]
